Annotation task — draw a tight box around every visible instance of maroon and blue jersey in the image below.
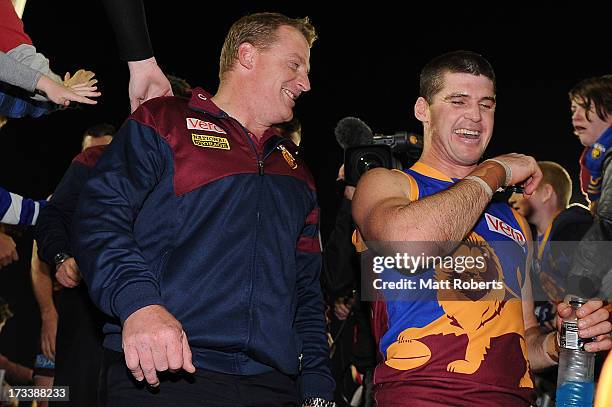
[72,89,333,400]
[372,162,536,406]
[36,145,108,264]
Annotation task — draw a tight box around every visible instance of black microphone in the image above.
[334,117,373,149]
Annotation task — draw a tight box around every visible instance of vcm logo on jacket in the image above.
[186,118,227,134]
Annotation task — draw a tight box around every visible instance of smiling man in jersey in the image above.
[72,13,334,407]
[351,51,611,406]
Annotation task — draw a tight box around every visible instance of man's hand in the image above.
[40,309,58,361]
[0,232,18,268]
[128,57,173,113]
[337,164,355,200]
[122,304,195,386]
[55,257,81,288]
[1,382,19,407]
[337,164,345,182]
[344,186,355,201]
[487,153,543,195]
[557,299,612,352]
[334,297,354,320]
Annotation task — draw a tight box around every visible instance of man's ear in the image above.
[541,183,554,203]
[414,97,430,123]
[237,42,256,70]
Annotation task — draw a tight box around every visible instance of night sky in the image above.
[1,2,611,238]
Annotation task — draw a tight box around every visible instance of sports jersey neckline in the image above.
[410,161,455,183]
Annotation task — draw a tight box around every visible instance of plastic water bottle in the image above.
[556,296,595,407]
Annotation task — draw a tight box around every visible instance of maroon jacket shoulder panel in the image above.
[72,144,108,167]
[130,90,316,196]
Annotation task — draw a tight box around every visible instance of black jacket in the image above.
[322,198,360,298]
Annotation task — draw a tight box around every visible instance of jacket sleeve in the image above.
[100,0,153,61]
[72,114,166,323]
[295,204,335,400]
[0,87,53,119]
[0,185,46,225]
[35,161,90,265]
[568,153,612,298]
[0,51,41,92]
[6,44,62,83]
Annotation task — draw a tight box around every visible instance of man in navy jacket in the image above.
[73,12,334,407]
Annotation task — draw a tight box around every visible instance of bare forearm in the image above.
[377,180,488,242]
[368,162,504,245]
[526,326,558,371]
[31,259,56,317]
[0,354,33,384]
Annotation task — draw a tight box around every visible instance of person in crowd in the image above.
[35,124,116,406]
[275,117,303,146]
[30,239,58,407]
[0,296,33,396]
[323,163,376,406]
[510,161,593,404]
[567,75,612,299]
[0,0,100,106]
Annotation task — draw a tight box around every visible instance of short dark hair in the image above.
[569,75,612,122]
[167,74,193,98]
[275,117,301,137]
[275,117,302,146]
[0,296,13,324]
[83,123,116,139]
[420,50,496,103]
[219,12,317,81]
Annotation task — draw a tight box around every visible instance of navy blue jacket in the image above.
[36,145,107,264]
[72,89,334,399]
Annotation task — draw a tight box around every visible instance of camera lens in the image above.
[344,145,393,186]
[357,153,384,175]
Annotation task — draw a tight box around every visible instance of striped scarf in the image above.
[580,127,612,202]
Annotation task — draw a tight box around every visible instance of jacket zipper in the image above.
[191,107,265,175]
[190,109,287,357]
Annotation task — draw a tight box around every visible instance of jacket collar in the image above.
[188,87,284,146]
[188,88,222,116]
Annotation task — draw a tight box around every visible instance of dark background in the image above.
[1,1,611,367]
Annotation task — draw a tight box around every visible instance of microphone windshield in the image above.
[335,117,373,149]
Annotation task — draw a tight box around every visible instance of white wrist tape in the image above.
[484,158,512,187]
[464,175,493,199]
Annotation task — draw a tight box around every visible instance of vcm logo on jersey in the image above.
[485,213,526,246]
[186,118,227,134]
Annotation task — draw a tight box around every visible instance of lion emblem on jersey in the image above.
[385,232,533,388]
